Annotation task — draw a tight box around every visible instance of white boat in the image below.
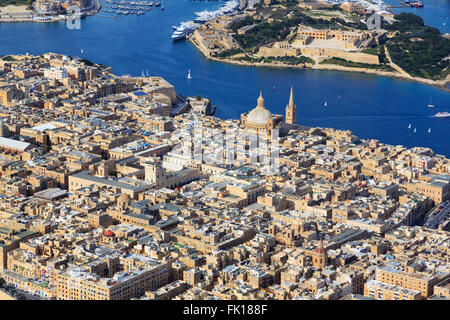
[428,128,431,134]
[171,21,198,41]
[81,49,84,54]
[187,69,192,79]
[413,128,417,133]
[146,69,149,76]
[408,123,412,129]
[427,97,435,108]
[435,112,450,118]
[324,101,327,107]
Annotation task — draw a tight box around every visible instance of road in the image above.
[424,200,450,229]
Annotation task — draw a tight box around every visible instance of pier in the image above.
[386,1,424,8]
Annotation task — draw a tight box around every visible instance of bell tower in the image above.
[145,158,166,187]
[285,86,296,125]
[312,238,327,269]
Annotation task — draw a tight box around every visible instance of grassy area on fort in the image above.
[1,55,17,61]
[212,48,242,58]
[263,55,314,65]
[382,13,450,80]
[230,10,367,52]
[319,57,393,71]
[362,47,378,55]
[0,0,31,7]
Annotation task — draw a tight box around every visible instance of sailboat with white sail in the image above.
[187,69,192,79]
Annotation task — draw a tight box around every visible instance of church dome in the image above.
[247,107,272,125]
[117,193,131,205]
[103,230,115,237]
[246,92,272,125]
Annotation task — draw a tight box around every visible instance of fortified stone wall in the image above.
[257,47,301,58]
[257,46,379,64]
[300,48,380,64]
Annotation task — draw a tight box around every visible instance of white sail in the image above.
[428,128,431,133]
[408,123,412,129]
[187,70,192,79]
[414,128,417,133]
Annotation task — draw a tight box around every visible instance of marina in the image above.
[102,0,161,15]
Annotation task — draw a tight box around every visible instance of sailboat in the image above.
[161,1,164,10]
[427,97,435,108]
[428,128,431,134]
[81,49,84,54]
[141,70,145,77]
[408,123,412,129]
[146,69,149,77]
[273,85,276,91]
[187,69,192,79]
[413,128,417,133]
[324,101,327,107]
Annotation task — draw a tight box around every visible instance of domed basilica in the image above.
[240,88,297,136]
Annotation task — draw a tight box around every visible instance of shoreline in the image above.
[189,38,450,93]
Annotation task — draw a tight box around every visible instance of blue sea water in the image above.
[384,0,449,33]
[0,0,448,155]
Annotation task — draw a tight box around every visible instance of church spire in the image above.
[285,86,297,125]
[289,86,294,107]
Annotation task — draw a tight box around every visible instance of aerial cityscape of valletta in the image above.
[0,0,449,306]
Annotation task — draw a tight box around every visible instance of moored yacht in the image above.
[171,21,198,40]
